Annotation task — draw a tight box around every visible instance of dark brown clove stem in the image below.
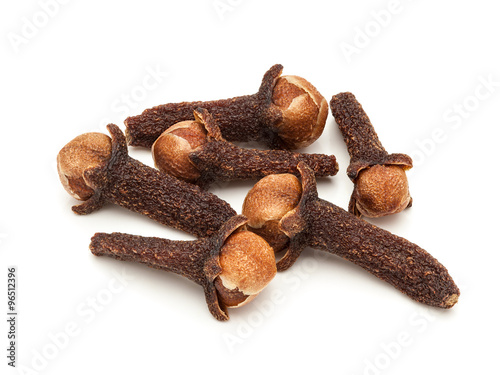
[153,108,338,188]
[330,92,413,218]
[90,215,277,321]
[244,163,460,309]
[125,64,328,150]
[57,124,236,238]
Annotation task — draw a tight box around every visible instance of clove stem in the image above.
[125,65,284,148]
[65,124,236,238]
[276,163,459,308]
[186,109,338,187]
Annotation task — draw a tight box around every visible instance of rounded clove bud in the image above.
[214,230,277,308]
[354,164,411,218]
[152,120,208,182]
[272,76,328,149]
[242,174,302,252]
[57,132,112,200]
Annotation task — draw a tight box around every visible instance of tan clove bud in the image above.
[57,132,112,200]
[272,76,328,149]
[242,174,302,252]
[215,230,277,308]
[353,164,411,218]
[152,120,208,182]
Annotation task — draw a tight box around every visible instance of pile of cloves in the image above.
[58,64,459,321]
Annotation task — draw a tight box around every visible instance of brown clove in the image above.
[125,64,328,150]
[151,108,338,188]
[89,215,277,321]
[330,92,413,218]
[57,124,236,238]
[242,163,459,309]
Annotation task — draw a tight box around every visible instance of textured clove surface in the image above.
[91,233,211,284]
[125,64,285,149]
[330,92,388,169]
[277,163,459,309]
[72,124,236,238]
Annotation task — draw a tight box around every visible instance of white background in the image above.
[1,1,499,374]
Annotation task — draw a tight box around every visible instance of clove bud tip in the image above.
[354,164,411,218]
[152,120,208,182]
[272,75,328,149]
[215,230,277,308]
[57,132,112,200]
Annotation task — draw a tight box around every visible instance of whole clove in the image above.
[330,92,413,218]
[242,163,459,309]
[57,124,236,238]
[151,108,339,188]
[89,215,277,321]
[125,64,328,150]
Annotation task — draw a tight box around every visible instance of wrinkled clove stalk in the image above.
[90,216,277,321]
[242,163,459,309]
[330,92,413,218]
[125,64,328,150]
[57,124,236,237]
[151,108,338,188]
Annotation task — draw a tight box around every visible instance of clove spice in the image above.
[152,108,338,188]
[242,163,459,309]
[57,124,236,237]
[125,64,328,150]
[330,92,413,218]
[89,215,277,321]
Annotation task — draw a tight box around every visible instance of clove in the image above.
[89,215,277,321]
[57,124,236,238]
[330,92,413,218]
[125,64,328,150]
[151,108,338,188]
[242,163,459,309]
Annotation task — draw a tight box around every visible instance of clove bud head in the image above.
[57,132,112,200]
[354,165,411,218]
[152,120,208,182]
[242,174,302,252]
[214,230,277,308]
[271,76,328,149]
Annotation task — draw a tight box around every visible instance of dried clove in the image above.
[242,163,459,309]
[89,215,277,321]
[330,92,413,218]
[125,64,328,150]
[57,124,236,238]
[151,108,338,188]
